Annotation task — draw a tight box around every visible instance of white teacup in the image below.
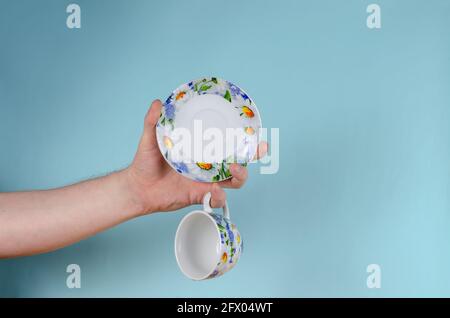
[174,192,243,280]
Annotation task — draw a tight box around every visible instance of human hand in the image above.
[123,100,268,215]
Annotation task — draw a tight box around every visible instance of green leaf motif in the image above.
[217,224,226,231]
[199,84,212,92]
[224,90,232,102]
[211,77,218,84]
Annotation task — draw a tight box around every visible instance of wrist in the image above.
[117,167,154,217]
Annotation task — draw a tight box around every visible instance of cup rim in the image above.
[174,210,222,280]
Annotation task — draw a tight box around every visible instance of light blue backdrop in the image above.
[0,0,449,297]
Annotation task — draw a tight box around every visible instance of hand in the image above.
[123,100,268,215]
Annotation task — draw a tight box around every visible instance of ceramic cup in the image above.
[174,192,243,280]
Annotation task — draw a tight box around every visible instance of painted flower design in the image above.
[226,223,234,244]
[209,269,220,278]
[163,136,174,149]
[244,126,255,135]
[229,82,242,97]
[240,92,250,101]
[189,162,218,182]
[173,84,192,103]
[157,77,260,183]
[164,93,174,105]
[203,213,243,279]
[212,162,232,182]
[196,162,213,170]
[193,78,216,94]
[211,213,222,224]
[221,252,228,263]
[173,162,188,174]
[240,106,254,118]
[228,81,250,101]
[164,103,175,120]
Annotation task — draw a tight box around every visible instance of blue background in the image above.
[1,0,449,297]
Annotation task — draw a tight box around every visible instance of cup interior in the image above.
[175,211,220,280]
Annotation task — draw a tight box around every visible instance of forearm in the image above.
[0,169,145,258]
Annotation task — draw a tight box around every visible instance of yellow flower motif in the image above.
[221,252,228,263]
[241,106,254,118]
[236,234,241,244]
[196,162,212,170]
[163,136,174,149]
[175,91,186,101]
[244,127,255,135]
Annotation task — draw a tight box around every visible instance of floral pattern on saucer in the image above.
[156,77,261,183]
[206,213,242,279]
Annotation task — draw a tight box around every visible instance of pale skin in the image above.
[0,100,268,259]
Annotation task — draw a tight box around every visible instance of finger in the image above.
[139,100,162,152]
[253,141,269,161]
[209,183,226,208]
[220,164,248,189]
[144,99,162,131]
[220,142,267,188]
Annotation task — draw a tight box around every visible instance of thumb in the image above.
[139,100,162,152]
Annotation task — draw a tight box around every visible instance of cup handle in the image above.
[202,192,230,219]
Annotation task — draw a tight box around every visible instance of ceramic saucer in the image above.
[156,77,262,182]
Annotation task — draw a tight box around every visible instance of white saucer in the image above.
[156,77,262,182]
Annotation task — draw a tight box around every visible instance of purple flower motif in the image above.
[211,214,222,224]
[164,103,175,120]
[228,83,241,97]
[209,269,220,278]
[229,82,249,101]
[226,222,234,243]
[173,162,188,174]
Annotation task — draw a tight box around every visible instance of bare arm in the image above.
[0,100,267,258]
[0,171,141,257]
